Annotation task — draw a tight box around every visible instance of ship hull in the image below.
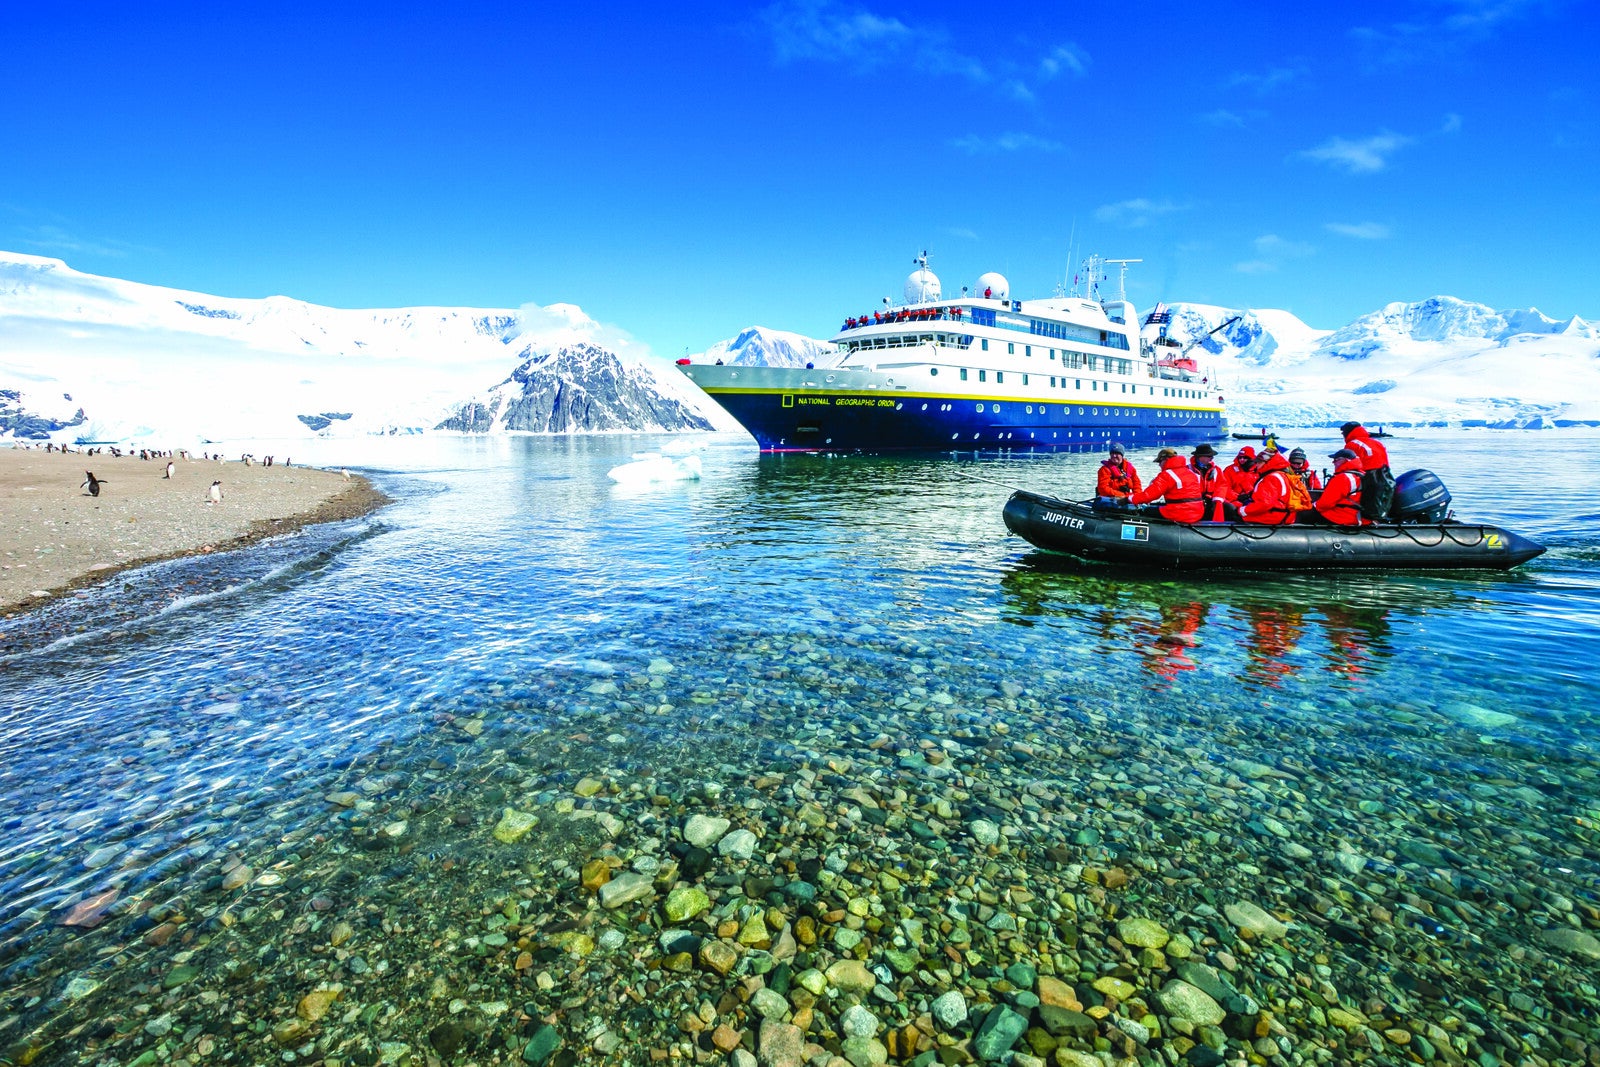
[682,365,1226,452]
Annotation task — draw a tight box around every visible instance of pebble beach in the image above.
[0,448,388,614]
[0,434,1595,1067]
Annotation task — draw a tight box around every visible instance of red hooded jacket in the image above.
[1238,452,1296,525]
[1097,456,1142,497]
[1128,455,1206,522]
[1343,426,1390,472]
[1315,457,1366,525]
[1220,447,1256,502]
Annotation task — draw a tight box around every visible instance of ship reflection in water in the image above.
[997,562,1460,689]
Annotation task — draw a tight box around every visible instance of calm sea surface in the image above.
[1,429,1597,1066]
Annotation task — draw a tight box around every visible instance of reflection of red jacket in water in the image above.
[1238,452,1296,525]
[1344,425,1390,471]
[1097,457,1141,497]
[1315,458,1366,525]
[1148,601,1205,677]
[1128,456,1206,522]
[1246,606,1306,685]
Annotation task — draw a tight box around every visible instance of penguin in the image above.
[341,468,351,480]
[165,461,175,479]
[208,480,223,504]
[81,471,103,497]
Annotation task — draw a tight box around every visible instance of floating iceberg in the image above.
[607,452,703,484]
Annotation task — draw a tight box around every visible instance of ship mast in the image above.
[1103,258,1142,302]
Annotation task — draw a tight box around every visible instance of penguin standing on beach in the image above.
[164,460,175,479]
[208,480,223,504]
[81,471,103,497]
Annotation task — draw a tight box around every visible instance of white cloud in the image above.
[945,226,980,241]
[1441,112,1463,133]
[758,2,1086,100]
[1228,64,1307,95]
[19,225,153,259]
[1039,44,1088,79]
[1300,132,1414,173]
[1324,221,1391,239]
[1093,198,1188,228]
[1235,233,1315,273]
[1200,109,1247,128]
[949,132,1065,154]
[516,301,652,361]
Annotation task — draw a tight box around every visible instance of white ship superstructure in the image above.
[679,255,1227,452]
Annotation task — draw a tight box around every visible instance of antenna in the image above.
[1103,258,1142,302]
[1065,218,1077,294]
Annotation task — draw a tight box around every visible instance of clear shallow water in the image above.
[1,430,1597,1065]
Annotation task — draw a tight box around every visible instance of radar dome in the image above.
[976,272,1009,300]
[904,268,941,304]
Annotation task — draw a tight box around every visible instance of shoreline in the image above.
[0,447,391,616]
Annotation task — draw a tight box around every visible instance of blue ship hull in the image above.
[708,388,1227,452]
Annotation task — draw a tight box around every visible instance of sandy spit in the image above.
[1,447,390,615]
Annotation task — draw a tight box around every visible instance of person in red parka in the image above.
[1096,442,1141,498]
[1302,448,1365,525]
[1189,443,1226,520]
[1221,446,1257,502]
[1120,448,1206,522]
[1238,448,1297,524]
[1340,421,1389,472]
[1286,448,1323,490]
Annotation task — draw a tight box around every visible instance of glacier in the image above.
[4,250,1596,442]
[0,251,718,444]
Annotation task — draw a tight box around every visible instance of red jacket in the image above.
[1220,449,1256,502]
[1128,456,1206,522]
[1238,453,1296,525]
[1097,457,1142,497]
[1191,460,1224,500]
[1288,460,1323,490]
[1344,426,1389,472]
[1315,459,1366,525]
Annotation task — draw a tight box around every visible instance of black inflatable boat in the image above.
[1002,490,1544,571]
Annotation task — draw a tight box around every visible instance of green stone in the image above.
[973,1005,1029,1061]
[493,808,538,844]
[162,965,198,989]
[662,886,711,923]
[522,1024,562,1064]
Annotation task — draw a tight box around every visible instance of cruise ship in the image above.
[677,255,1228,452]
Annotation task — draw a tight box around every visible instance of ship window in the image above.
[1075,380,1081,389]
[1078,407,1085,414]
[930,367,938,376]
[960,368,968,381]
[1026,405,1033,415]
[981,339,989,351]
[1007,342,1015,354]
[1050,349,1056,359]
[975,403,984,412]
[1022,374,1029,385]
[1050,376,1056,387]
[992,404,1000,413]
[996,372,1003,383]
[1025,345,1032,357]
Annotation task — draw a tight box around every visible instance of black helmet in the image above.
[1340,421,1361,436]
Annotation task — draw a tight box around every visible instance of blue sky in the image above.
[3,1,1594,358]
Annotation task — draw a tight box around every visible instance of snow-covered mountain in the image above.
[1153,296,1600,427]
[0,252,720,443]
[437,344,714,434]
[698,326,842,369]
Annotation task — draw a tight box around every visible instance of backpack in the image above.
[1283,471,1313,512]
[1359,465,1396,521]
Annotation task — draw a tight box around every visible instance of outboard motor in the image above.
[1391,469,1452,523]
